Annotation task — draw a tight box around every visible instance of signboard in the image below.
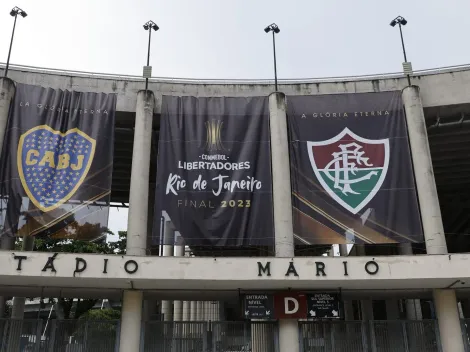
[273,292,307,319]
[153,96,274,247]
[287,92,423,245]
[243,294,273,319]
[0,83,116,241]
[307,293,340,319]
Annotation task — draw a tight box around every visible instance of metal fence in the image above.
[142,321,278,352]
[0,319,119,352]
[299,320,441,352]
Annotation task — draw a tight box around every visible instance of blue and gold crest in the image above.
[18,125,96,212]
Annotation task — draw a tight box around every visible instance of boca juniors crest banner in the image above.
[153,96,273,247]
[287,91,423,244]
[0,83,116,241]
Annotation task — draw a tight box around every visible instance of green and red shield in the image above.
[307,128,389,214]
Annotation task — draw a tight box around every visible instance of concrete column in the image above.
[119,90,155,352]
[278,320,299,352]
[126,90,154,256]
[172,235,184,321]
[399,243,422,320]
[160,221,175,321]
[196,301,204,321]
[0,74,16,318]
[173,301,183,321]
[403,86,464,352]
[339,244,348,256]
[269,92,295,258]
[0,77,15,155]
[182,301,190,321]
[434,290,464,352]
[11,235,35,319]
[268,92,299,352]
[190,301,197,321]
[119,291,143,352]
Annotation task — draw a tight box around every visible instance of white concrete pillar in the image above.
[161,221,175,320]
[434,290,464,352]
[173,301,183,321]
[162,301,173,322]
[162,220,175,256]
[269,92,295,258]
[119,291,143,352]
[182,301,190,321]
[0,77,16,316]
[268,92,299,352]
[196,301,204,321]
[278,320,299,352]
[190,301,197,321]
[126,90,154,256]
[11,235,34,319]
[399,243,422,320]
[119,90,155,352]
[402,86,464,352]
[0,77,15,155]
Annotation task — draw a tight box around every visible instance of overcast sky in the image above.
[1,0,470,80]
[1,0,469,236]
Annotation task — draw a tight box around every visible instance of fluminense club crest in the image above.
[18,125,96,212]
[307,128,389,214]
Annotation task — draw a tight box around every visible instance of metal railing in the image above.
[0,318,445,352]
[142,321,278,352]
[299,320,441,352]
[0,319,119,352]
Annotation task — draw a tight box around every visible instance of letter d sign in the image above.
[274,292,307,319]
[284,297,299,314]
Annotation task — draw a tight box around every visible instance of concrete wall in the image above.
[1,250,470,291]
[3,65,470,113]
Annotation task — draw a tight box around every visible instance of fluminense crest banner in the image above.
[153,96,273,247]
[287,91,423,245]
[0,83,116,241]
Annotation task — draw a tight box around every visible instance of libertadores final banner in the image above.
[287,91,423,245]
[0,83,116,241]
[153,96,273,247]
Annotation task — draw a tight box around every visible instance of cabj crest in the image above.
[18,125,96,212]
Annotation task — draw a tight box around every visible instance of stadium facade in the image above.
[1,63,470,351]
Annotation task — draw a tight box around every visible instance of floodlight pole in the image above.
[4,12,18,77]
[272,30,278,92]
[398,23,411,86]
[146,27,152,91]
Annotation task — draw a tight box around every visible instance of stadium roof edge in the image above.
[2,62,470,85]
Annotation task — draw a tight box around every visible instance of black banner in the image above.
[287,92,423,244]
[307,293,340,319]
[0,83,116,241]
[154,96,273,247]
[243,294,274,319]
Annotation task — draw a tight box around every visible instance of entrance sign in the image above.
[0,84,116,241]
[287,92,423,245]
[153,96,273,247]
[274,292,307,319]
[243,294,274,319]
[307,293,340,319]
